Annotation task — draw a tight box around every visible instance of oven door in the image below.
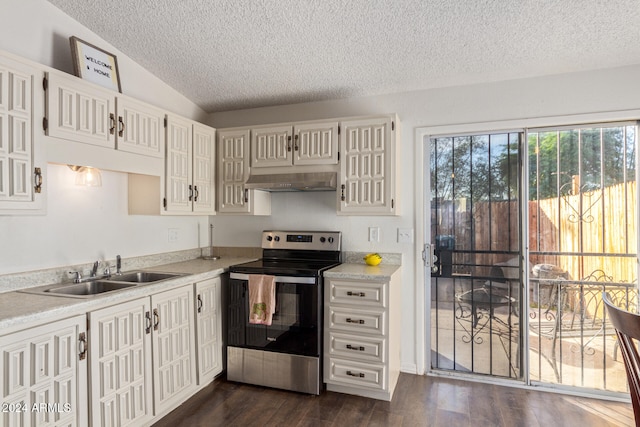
[227,273,321,357]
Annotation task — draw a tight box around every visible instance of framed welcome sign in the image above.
[70,36,122,92]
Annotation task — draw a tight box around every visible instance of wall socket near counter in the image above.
[168,228,179,242]
[368,227,380,242]
[397,228,414,243]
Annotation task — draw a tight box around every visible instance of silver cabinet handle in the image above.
[153,308,159,331]
[346,370,365,378]
[244,188,249,203]
[346,318,365,324]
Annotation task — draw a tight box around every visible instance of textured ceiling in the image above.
[47,0,640,113]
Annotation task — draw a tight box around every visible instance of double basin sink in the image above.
[20,271,185,299]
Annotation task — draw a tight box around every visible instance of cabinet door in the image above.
[165,115,193,213]
[151,285,196,413]
[294,122,338,165]
[0,314,87,427]
[218,129,250,213]
[338,116,396,215]
[195,277,222,385]
[88,298,153,427]
[192,123,216,214]
[250,125,292,167]
[117,96,165,158]
[46,71,116,148]
[0,56,41,210]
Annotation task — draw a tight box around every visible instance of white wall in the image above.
[0,0,206,120]
[0,0,210,276]
[210,64,640,373]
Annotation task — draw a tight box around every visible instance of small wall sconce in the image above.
[68,165,102,187]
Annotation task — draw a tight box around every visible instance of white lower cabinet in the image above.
[194,277,223,385]
[88,297,153,427]
[324,272,401,401]
[0,314,88,427]
[88,284,196,426]
[150,285,196,413]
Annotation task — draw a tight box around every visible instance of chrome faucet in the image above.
[68,271,83,283]
[90,260,100,277]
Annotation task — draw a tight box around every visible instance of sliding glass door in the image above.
[426,122,639,395]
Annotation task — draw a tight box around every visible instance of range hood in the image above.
[244,172,337,192]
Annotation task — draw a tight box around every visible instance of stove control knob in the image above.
[320,237,326,243]
[328,237,334,244]
[266,236,273,242]
[274,236,280,242]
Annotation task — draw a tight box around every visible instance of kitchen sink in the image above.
[108,271,182,283]
[44,280,136,297]
[18,270,187,299]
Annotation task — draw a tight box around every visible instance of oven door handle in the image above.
[230,272,316,284]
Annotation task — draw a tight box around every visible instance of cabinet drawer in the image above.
[328,306,385,335]
[329,279,386,307]
[328,331,385,363]
[327,357,386,391]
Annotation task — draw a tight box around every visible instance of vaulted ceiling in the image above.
[47,0,640,113]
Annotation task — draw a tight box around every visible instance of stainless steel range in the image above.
[226,230,341,395]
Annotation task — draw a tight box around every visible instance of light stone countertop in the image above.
[0,256,256,335]
[324,263,401,281]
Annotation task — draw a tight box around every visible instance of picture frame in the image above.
[69,36,122,92]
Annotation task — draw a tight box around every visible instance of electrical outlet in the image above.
[368,227,380,242]
[397,228,414,243]
[168,228,179,242]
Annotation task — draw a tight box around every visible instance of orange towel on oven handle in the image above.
[248,274,276,325]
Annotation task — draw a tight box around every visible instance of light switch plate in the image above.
[168,228,179,242]
[397,228,414,243]
[368,227,380,242]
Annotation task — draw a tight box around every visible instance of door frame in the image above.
[415,108,640,382]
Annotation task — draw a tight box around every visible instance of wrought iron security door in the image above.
[527,122,638,392]
[429,132,522,379]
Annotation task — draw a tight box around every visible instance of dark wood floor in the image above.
[153,373,634,427]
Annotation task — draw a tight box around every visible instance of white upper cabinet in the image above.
[45,70,165,158]
[0,53,46,214]
[250,121,338,168]
[164,115,215,215]
[338,115,398,215]
[116,95,165,158]
[294,121,339,165]
[251,125,291,167]
[165,115,193,213]
[217,128,271,215]
[45,71,116,148]
[192,122,216,213]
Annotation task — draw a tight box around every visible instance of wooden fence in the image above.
[434,181,637,283]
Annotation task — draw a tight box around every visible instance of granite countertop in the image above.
[324,263,401,280]
[0,256,256,335]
